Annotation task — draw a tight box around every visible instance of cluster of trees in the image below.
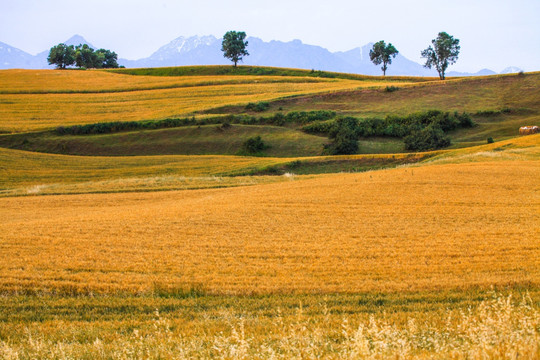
[370,32,460,80]
[48,43,120,69]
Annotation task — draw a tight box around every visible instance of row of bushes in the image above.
[474,108,512,117]
[56,117,205,135]
[221,110,335,127]
[319,110,475,154]
[56,110,337,135]
[304,110,474,139]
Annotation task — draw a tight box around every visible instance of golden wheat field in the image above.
[1,68,539,359]
[1,157,538,295]
[0,69,413,132]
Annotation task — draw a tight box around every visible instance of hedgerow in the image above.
[56,110,337,135]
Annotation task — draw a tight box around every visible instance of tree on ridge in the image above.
[47,43,75,69]
[421,32,460,80]
[221,31,249,67]
[369,41,399,76]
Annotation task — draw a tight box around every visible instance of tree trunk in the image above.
[438,70,444,80]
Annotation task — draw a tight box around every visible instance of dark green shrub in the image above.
[285,110,336,124]
[385,86,399,92]
[270,113,285,126]
[241,136,268,154]
[455,112,474,128]
[245,101,270,112]
[404,124,451,151]
[487,137,494,144]
[302,119,338,135]
[323,117,359,155]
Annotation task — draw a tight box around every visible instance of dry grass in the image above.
[275,72,540,117]
[0,144,436,196]
[0,146,300,192]
[0,70,411,132]
[0,157,538,295]
[0,294,538,359]
[0,70,346,93]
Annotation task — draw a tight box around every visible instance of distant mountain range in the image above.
[0,34,523,77]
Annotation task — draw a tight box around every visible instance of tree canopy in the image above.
[369,41,399,76]
[48,43,119,69]
[47,43,76,69]
[221,31,249,67]
[421,32,460,80]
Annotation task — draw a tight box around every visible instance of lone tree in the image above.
[421,32,460,80]
[221,31,249,67]
[47,43,75,69]
[369,41,399,76]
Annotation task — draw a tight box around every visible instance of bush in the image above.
[245,102,270,112]
[323,117,359,155]
[385,86,399,92]
[455,112,474,128]
[241,136,268,154]
[285,110,336,124]
[270,113,285,126]
[302,119,338,135]
[404,124,451,151]
[487,137,494,144]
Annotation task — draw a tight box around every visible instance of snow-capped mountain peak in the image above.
[151,35,218,60]
[500,66,523,74]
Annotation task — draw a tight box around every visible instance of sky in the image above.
[1,0,539,72]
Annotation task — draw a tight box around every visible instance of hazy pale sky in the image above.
[1,0,539,72]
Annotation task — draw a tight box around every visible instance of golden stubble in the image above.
[0,70,411,132]
[0,160,538,295]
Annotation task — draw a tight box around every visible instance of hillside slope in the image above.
[1,135,538,295]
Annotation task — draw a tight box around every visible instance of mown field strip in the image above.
[0,70,412,132]
[1,160,538,295]
[0,146,298,189]
[0,70,336,93]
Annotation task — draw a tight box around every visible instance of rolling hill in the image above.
[0,66,538,359]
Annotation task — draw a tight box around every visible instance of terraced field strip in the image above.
[0,69,413,132]
[273,72,540,117]
[0,70,338,94]
[0,146,298,190]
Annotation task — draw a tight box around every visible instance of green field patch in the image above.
[0,124,327,157]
